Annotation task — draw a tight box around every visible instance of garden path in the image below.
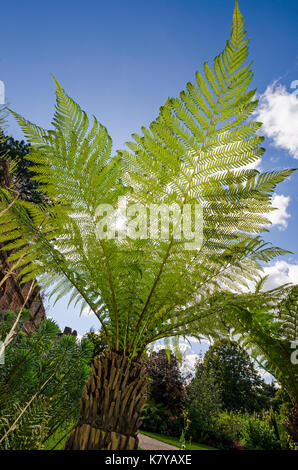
[138,434,179,450]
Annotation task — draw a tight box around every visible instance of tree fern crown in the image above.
[1,1,294,356]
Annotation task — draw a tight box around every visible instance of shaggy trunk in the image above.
[285,402,298,444]
[65,350,148,450]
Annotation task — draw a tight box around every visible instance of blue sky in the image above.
[1,0,298,340]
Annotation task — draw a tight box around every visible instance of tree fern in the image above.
[3,1,293,357]
[0,1,295,449]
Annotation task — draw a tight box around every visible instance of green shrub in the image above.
[211,411,243,442]
[141,400,168,433]
[211,411,280,450]
[241,414,280,450]
[141,400,184,437]
[165,416,184,438]
[204,430,235,450]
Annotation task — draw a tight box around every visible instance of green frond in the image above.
[2,2,294,358]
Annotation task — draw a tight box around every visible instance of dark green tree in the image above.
[186,358,222,440]
[85,329,107,360]
[191,281,298,442]
[0,135,43,203]
[203,339,271,412]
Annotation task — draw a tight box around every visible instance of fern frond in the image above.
[2,1,294,357]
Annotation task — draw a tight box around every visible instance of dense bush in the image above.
[210,411,243,442]
[204,430,236,450]
[183,341,284,449]
[240,414,280,450]
[163,416,184,438]
[141,400,184,437]
[141,400,168,433]
[210,411,280,450]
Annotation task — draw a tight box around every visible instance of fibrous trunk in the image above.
[65,350,148,450]
[285,402,298,444]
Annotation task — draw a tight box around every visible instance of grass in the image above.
[139,430,216,450]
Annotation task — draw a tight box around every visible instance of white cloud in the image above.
[152,340,201,378]
[257,366,275,384]
[178,342,192,354]
[263,261,298,290]
[268,194,291,230]
[244,157,262,171]
[256,82,298,158]
[187,336,210,345]
[180,353,201,378]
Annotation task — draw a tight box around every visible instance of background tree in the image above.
[145,349,185,415]
[0,135,43,204]
[193,281,298,442]
[84,329,107,360]
[202,339,274,413]
[1,2,294,450]
[141,349,186,436]
[186,357,222,441]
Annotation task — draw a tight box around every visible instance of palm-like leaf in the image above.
[1,1,294,356]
